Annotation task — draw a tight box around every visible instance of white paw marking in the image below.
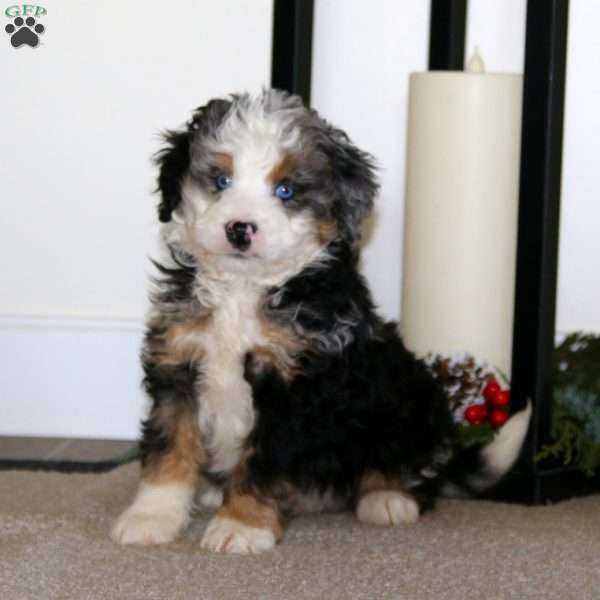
[200,516,276,554]
[356,490,420,526]
[110,509,186,545]
[110,482,192,546]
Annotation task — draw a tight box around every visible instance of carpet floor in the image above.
[1,462,599,600]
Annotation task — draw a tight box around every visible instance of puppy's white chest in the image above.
[197,283,264,473]
[206,289,263,359]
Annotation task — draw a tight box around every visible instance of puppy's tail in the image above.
[442,401,532,497]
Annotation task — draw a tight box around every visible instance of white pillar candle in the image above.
[401,51,523,375]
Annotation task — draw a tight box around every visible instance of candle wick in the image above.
[466,47,485,74]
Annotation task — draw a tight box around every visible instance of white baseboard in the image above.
[0,315,148,440]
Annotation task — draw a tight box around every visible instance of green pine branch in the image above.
[536,332,600,477]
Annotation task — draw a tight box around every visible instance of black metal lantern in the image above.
[423,0,600,503]
[271,0,314,106]
[272,0,600,503]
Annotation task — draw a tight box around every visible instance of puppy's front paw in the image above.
[110,509,186,546]
[356,490,419,526]
[200,516,276,554]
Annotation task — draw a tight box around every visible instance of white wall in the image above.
[0,0,272,438]
[0,0,273,319]
[0,316,145,439]
[556,0,600,334]
[465,0,526,73]
[1,0,597,438]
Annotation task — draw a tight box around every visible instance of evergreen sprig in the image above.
[537,333,600,476]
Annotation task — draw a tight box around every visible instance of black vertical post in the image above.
[510,0,569,502]
[271,0,314,106]
[429,0,468,70]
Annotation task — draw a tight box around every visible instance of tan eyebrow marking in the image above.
[269,154,298,184]
[214,152,234,174]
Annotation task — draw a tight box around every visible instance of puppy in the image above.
[111,89,531,553]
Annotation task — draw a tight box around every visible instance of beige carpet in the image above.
[1,463,599,600]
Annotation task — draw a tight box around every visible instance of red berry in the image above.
[464,404,488,425]
[493,390,511,407]
[482,379,501,404]
[490,409,509,428]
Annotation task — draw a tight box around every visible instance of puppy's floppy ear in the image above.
[320,126,378,243]
[154,99,232,223]
[155,130,190,223]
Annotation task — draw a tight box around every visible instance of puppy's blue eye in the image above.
[275,182,294,201]
[215,173,232,191]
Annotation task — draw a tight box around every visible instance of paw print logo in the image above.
[5,16,45,48]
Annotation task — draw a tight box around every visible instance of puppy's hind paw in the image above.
[356,490,420,526]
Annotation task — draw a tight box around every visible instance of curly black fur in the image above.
[244,240,457,513]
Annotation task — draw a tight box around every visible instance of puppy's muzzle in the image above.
[225,221,258,252]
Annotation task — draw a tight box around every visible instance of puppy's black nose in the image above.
[224,221,258,252]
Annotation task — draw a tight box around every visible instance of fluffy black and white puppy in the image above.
[111,89,531,553]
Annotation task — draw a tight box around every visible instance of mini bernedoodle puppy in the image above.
[111,89,531,553]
